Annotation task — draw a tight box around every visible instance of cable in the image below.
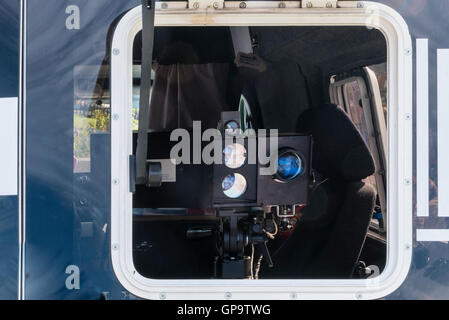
[264,219,278,240]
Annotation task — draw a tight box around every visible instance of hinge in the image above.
[188,0,224,10]
[301,0,338,8]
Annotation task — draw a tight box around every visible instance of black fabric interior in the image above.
[134,28,235,65]
[133,217,219,279]
[251,26,386,110]
[243,62,310,133]
[297,103,376,181]
[134,28,244,131]
[303,181,376,278]
[147,63,233,131]
[262,181,375,278]
[132,132,213,208]
[133,26,386,132]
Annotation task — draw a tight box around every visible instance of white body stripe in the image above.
[438,49,449,217]
[0,97,18,196]
[417,229,449,242]
[417,39,429,217]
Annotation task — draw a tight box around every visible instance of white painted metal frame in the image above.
[0,97,19,196]
[437,49,449,217]
[111,1,413,300]
[416,39,429,218]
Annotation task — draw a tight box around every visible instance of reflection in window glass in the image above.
[73,65,110,173]
[367,62,387,122]
[343,81,377,189]
[132,65,154,132]
[344,81,370,144]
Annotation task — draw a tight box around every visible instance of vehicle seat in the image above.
[240,61,311,132]
[262,103,376,278]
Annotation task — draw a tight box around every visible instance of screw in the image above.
[213,2,220,9]
[113,179,120,185]
[405,113,411,120]
[357,2,364,8]
[239,2,246,8]
[225,292,232,299]
[404,179,411,186]
[161,2,168,9]
[290,292,297,299]
[306,2,313,8]
[404,48,412,56]
[112,113,119,120]
[192,2,199,9]
[112,244,119,250]
[355,292,363,299]
[405,244,411,250]
[279,2,286,8]
[113,48,120,55]
[79,198,88,206]
[160,293,167,300]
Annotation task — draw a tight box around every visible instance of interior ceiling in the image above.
[251,26,387,74]
[135,26,386,73]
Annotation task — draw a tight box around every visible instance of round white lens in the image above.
[222,173,247,198]
[223,143,247,169]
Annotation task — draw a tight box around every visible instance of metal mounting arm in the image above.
[136,0,156,185]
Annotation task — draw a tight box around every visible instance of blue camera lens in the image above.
[276,151,303,181]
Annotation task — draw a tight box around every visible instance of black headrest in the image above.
[297,104,375,181]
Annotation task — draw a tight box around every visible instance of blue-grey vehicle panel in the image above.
[13,0,449,299]
[0,0,20,300]
[24,0,139,299]
[383,0,449,300]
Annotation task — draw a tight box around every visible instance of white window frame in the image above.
[110,1,413,300]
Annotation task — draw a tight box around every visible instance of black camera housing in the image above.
[257,134,312,206]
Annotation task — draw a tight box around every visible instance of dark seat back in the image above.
[241,62,311,132]
[297,103,375,181]
[262,103,376,278]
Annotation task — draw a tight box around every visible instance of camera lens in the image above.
[224,120,240,135]
[223,143,247,169]
[275,150,303,182]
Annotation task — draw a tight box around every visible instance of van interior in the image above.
[129,26,387,280]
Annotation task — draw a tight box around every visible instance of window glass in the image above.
[125,25,389,281]
[131,65,154,131]
[343,80,377,188]
[367,62,387,122]
[73,65,110,173]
